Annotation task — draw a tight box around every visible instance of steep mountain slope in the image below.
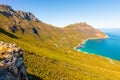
[0,4,120,80]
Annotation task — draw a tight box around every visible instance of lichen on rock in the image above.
[0,41,28,80]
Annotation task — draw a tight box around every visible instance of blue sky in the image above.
[0,0,120,28]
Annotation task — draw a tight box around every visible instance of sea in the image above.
[76,28,120,61]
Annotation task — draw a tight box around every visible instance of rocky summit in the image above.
[0,4,39,22]
[0,41,28,80]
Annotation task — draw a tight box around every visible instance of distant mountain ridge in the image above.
[0,4,107,40]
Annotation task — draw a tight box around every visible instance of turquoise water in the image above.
[77,28,120,60]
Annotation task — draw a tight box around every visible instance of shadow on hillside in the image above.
[0,28,18,38]
[28,73,43,80]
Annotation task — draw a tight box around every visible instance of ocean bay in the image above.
[77,28,120,60]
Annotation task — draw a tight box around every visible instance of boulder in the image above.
[0,41,28,80]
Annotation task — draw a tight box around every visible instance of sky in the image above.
[0,0,120,28]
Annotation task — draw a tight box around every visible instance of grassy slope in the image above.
[0,15,120,80]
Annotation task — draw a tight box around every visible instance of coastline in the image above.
[74,34,116,64]
[76,48,115,64]
[74,34,109,50]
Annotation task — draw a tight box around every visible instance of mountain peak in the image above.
[0,4,13,11]
[0,4,39,22]
[65,22,93,30]
[70,22,89,26]
[16,10,39,22]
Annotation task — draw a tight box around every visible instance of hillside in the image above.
[0,4,120,80]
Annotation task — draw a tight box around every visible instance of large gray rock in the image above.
[0,41,28,80]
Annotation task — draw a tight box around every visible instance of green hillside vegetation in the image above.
[0,5,120,80]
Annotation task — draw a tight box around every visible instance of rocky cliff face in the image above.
[0,4,39,22]
[0,41,28,80]
[16,10,39,22]
[0,4,14,11]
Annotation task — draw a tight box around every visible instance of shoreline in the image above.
[76,48,115,64]
[74,34,109,50]
[74,34,117,64]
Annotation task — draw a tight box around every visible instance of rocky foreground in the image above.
[0,41,28,80]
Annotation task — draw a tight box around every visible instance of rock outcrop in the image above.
[0,41,28,80]
[0,4,14,11]
[16,10,39,22]
[0,4,39,22]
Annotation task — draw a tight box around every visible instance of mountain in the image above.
[16,10,39,22]
[0,4,39,22]
[0,4,120,80]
